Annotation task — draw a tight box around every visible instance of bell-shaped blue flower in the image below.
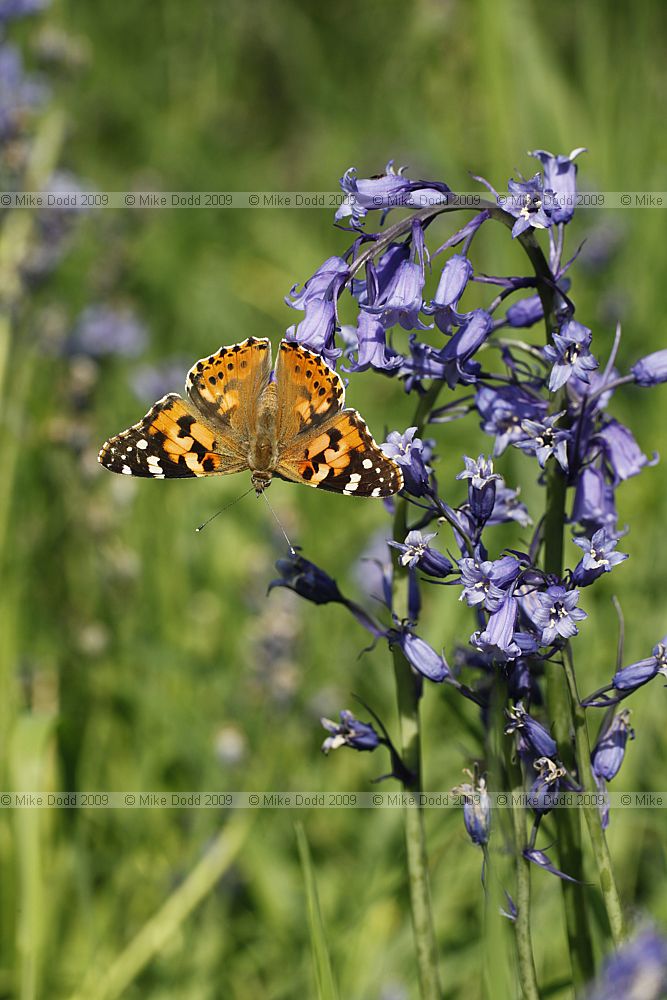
[591,709,635,782]
[631,349,667,387]
[321,710,381,754]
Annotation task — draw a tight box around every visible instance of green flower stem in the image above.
[562,645,626,945]
[510,782,540,1000]
[389,381,444,1000]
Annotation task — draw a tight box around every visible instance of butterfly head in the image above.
[251,470,272,496]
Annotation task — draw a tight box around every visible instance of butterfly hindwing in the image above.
[186,337,272,444]
[98,394,246,479]
[276,409,403,497]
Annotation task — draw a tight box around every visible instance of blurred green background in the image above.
[1,1,667,997]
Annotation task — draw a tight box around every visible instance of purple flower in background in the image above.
[585,928,667,1000]
[0,42,48,139]
[570,466,617,530]
[71,304,148,358]
[530,585,586,644]
[341,312,402,373]
[631,349,667,387]
[0,0,48,22]
[476,385,547,456]
[472,593,521,661]
[321,710,381,754]
[544,320,598,392]
[505,702,558,758]
[612,638,667,693]
[424,253,473,333]
[456,455,502,527]
[382,427,433,497]
[458,555,521,612]
[388,530,453,578]
[530,147,587,225]
[130,357,189,403]
[591,710,634,782]
[392,629,450,683]
[515,412,570,470]
[597,419,657,483]
[571,527,628,586]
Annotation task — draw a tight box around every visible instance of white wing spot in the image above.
[137,439,149,449]
[371,487,382,498]
[121,465,132,475]
[344,480,359,492]
[362,458,373,469]
[147,455,163,476]
[348,473,361,484]
[375,467,381,473]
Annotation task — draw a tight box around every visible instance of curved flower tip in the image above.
[523,847,582,883]
[321,710,381,754]
[631,348,667,387]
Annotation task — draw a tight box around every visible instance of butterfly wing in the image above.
[186,337,272,448]
[98,393,247,479]
[274,340,403,497]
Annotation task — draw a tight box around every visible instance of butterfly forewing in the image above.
[274,341,346,442]
[186,337,272,446]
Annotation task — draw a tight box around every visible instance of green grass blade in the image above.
[295,823,339,1000]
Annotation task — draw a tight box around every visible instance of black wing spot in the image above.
[318,387,326,396]
[177,415,195,436]
[302,466,314,481]
[202,457,215,472]
[208,376,216,385]
[328,427,343,447]
[295,364,301,374]
[227,362,234,371]
[306,369,312,378]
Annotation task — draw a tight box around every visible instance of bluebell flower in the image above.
[286,256,349,310]
[530,585,587,644]
[487,483,533,528]
[529,147,587,225]
[597,419,657,483]
[570,466,617,531]
[456,455,502,527]
[471,593,521,661]
[71,304,148,358]
[363,222,429,331]
[458,555,521,612]
[321,710,381,754]
[390,628,450,683]
[452,770,491,847]
[382,427,433,497]
[523,848,580,883]
[399,337,449,392]
[341,312,402,373]
[423,253,473,333]
[612,638,667,692]
[571,527,628,586]
[505,702,558,758]
[505,293,544,328]
[543,320,599,392]
[476,385,547,457]
[269,551,343,605]
[130,358,189,403]
[388,530,453,578]
[440,308,493,388]
[352,243,410,306]
[335,160,449,225]
[631,349,667,387]
[529,757,567,815]
[285,298,341,367]
[506,174,553,237]
[515,412,570,470]
[591,710,634,782]
[584,928,667,1000]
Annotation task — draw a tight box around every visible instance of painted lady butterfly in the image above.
[98,338,403,497]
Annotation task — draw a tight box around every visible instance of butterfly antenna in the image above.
[261,491,296,554]
[195,486,255,532]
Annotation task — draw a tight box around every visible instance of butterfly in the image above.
[98,338,403,497]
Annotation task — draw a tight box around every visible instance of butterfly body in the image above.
[99,338,403,497]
